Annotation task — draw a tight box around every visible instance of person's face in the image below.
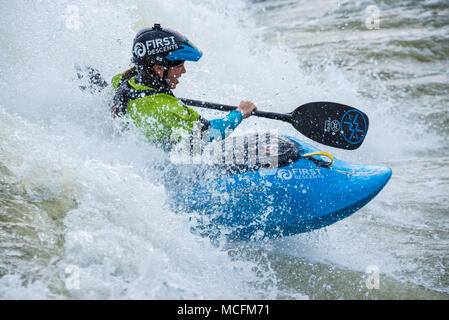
[166,62,186,89]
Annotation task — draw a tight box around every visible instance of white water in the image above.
[0,0,447,299]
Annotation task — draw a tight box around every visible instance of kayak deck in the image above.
[164,134,392,241]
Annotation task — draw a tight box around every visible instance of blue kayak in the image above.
[165,133,392,241]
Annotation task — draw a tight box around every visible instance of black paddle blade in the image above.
[291,102,369,150]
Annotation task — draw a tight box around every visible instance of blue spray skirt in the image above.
[165,136,392,241]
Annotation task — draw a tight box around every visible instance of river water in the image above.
[0,0,448,299]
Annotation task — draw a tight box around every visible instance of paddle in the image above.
[76,65,368,150]
[180,98,369,150]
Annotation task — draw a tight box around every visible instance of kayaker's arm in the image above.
[203,110,243,142]
[202,100,257,142]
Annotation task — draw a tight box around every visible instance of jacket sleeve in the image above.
[127,94,201,146]
[205,110,243,142]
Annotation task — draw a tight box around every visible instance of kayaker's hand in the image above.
[237,101,257,119]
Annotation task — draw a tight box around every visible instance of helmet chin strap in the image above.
[145,64,171,87]
[162,66,171,86]
[146,60,183,88]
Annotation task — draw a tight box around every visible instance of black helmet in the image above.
[132,24,203,68]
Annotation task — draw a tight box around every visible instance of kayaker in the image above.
[111,23,257,150]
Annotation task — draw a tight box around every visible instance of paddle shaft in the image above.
[180,98,368,150]
[179,98,293,123]
[75,65,368,150]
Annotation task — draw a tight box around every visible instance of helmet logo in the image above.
[145,36,176,50]
[134,42,146,57]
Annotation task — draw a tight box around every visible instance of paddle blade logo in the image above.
[324,119,341,133]
[340,109,367,144]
